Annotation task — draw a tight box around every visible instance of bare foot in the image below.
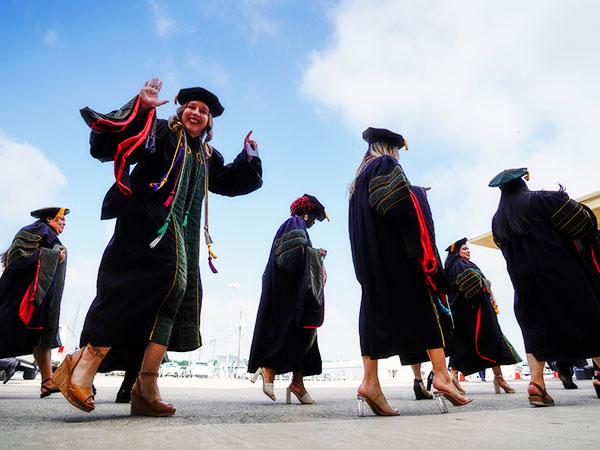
[357,383,398,415]
[135,376,172,406]
[432,374,470,404]
[288,382,307,397]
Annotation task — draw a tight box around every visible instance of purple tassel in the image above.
[208,256,218,274]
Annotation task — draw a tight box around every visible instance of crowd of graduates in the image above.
[1,78,599,418]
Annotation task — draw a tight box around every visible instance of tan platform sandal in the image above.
[51,344,105,413]
[493,375,516,394]
[130,372,176,417]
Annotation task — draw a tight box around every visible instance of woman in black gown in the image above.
[0,207,68,398]
[444,238,521,394]
[248,195,327,404]
[349,127,471,416]
[490,168,600,406]
[51,78,263,416]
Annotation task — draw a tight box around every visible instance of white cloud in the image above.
[0,130,67,227]
[302,0,600,237]
[149,0,190,38]
[301,0,600,356]
[44,28,60,47]
[185,52,232,87]
[202,0,281,43]
[58,254,100,349]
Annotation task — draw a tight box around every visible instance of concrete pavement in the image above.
[1,376,599,449]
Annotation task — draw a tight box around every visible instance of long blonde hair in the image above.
[168,103,214,158]
[348,142,400,195]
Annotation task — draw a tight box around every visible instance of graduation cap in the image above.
[445,237,468,253]
[30,207,69,219]
[488,168,529,188]
[290,194,329,222]
[362,127,407,149]
[174,87,224,117]
[303,194,329,222]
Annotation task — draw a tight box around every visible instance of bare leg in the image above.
[492,365,515,393]
[136,342,169,404]
[262,367,275,384]
[527,353,546,390]
[450,367,458,380]
[491,366,502,377]
[411,363,422,380]
[427,347,469,402]
[289,371,307,396]
[358,356,398,414]
[32,346,53,382]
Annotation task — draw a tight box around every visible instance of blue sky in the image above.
[2,0,599,362]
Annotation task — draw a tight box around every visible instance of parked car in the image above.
[574,363,594,380]
[183,361,210,378]
[159,362,182,377]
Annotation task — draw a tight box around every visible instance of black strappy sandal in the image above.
[40,378,60,399]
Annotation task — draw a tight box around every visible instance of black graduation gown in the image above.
[78,97,263,370]
[247,216,325,376]
[445,255,521,375]
[0,222,66,358]
[492,189,600,360]
[397,186,454,365]
[349,156,449,360]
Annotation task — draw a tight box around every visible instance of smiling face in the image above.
[181,100,210,137]
[47,215,66,235]
[459,243,470,260]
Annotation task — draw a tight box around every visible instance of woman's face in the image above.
[459,244,470,260]
[182,100,210,137]
[47,216,66,235]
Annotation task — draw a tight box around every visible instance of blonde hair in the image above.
[348,142,400,195]
[168,103,214,158]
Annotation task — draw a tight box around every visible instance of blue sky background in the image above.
[1,0,599,363]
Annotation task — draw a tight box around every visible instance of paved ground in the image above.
[1,376,599,449]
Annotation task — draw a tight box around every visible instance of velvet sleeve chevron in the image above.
[551,198,595,240]
[4,230,42,270]
[368,165,411,216]
[275,229,308,271]
[456,268,485,299]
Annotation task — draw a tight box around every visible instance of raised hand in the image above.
[243,130,259,160]
[139,77,169,111]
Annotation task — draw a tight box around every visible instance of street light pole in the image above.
[236,310,243,378]
[226,283,240,378]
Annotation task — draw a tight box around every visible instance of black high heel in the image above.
[413,379,433,400]
[426,371,434,391]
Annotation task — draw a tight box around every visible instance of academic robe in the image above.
[0,222,66,358]
[349,156,450,360]
[492,188,600,360]
[247,215,325,376]
[78,96,263,370]
[444,255,521,375]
